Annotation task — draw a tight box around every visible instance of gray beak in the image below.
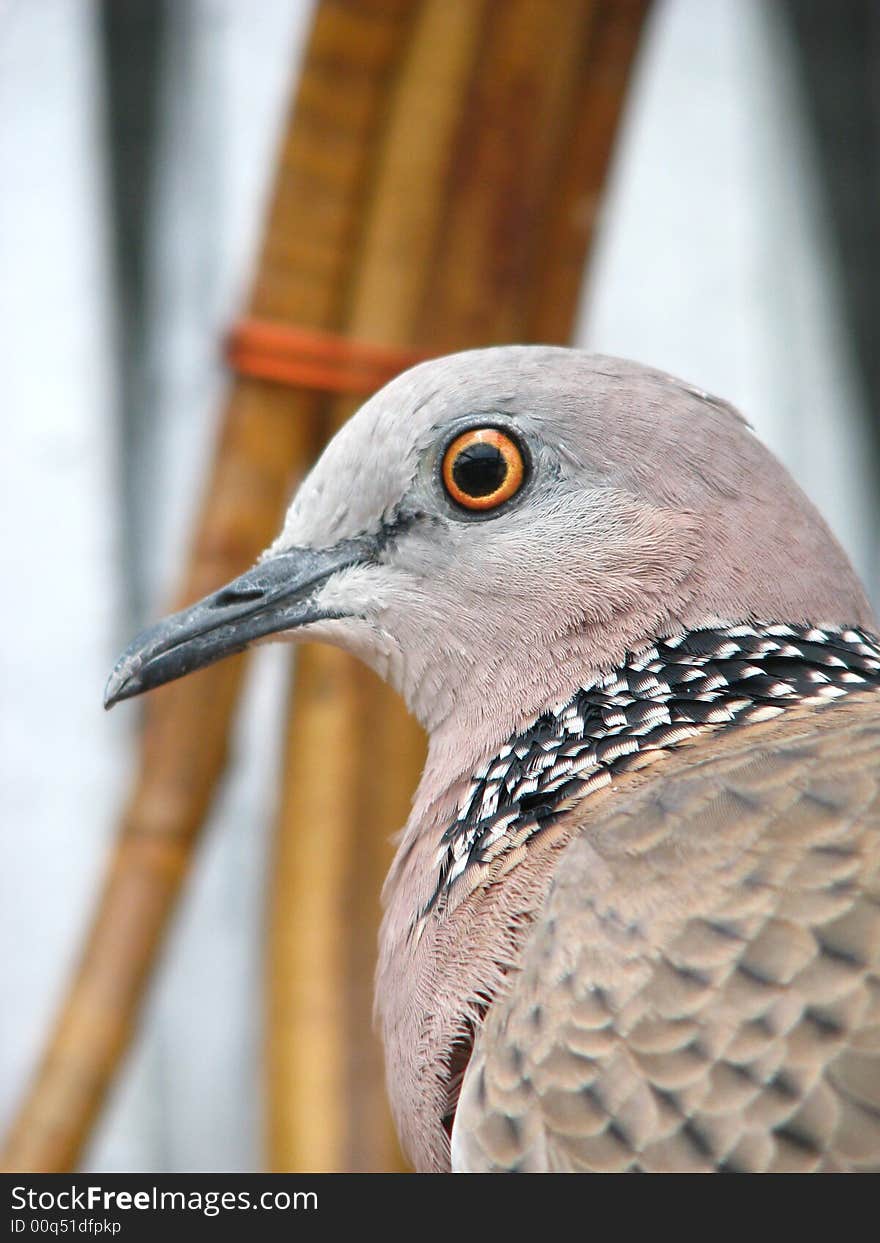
[104,537,373,709]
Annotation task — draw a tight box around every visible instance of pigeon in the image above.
[106,347,880,1172]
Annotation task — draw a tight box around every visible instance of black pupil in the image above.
[451,442,508,497]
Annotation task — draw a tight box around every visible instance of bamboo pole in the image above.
[527,0,654,342]
[267,0,651,1173]
[0,0,417,1174]
[267,0,488,1172]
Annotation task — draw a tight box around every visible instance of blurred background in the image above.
[1,0,878,1172]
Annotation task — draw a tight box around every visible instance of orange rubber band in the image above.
[226,319,433,396]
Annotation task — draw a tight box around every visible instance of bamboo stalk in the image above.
[527,0,652,342]
[0,0,417,1174]
[267,0,651,1173]
[267,0,489,1174]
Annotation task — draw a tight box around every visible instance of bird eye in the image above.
[441,427,526,512]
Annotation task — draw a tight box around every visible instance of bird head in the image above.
[105,347,874,779]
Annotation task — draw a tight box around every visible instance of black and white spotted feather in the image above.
[423,623,880,915]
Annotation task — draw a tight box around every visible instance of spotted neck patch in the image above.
[423,623,880,917]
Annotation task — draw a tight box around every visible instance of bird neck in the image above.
[411,621,880,921]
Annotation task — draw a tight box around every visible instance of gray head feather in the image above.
[267,346,874,789]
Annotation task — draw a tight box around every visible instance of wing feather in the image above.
[452,698,880,1172]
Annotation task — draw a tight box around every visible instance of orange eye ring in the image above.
[441,427,526,512]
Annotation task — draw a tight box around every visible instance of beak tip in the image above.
[103,678,124,711]
[103,659,142,710]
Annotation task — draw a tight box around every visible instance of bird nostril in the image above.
[213,586,265,608]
